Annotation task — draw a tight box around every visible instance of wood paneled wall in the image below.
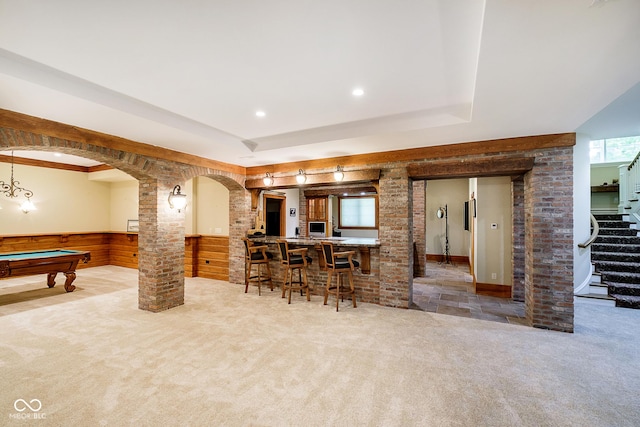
[0,233,229,281]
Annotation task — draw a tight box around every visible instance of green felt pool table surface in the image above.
[0,249,91,292]
[0,249,84,260]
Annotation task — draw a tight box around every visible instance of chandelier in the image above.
[0,151,36,213]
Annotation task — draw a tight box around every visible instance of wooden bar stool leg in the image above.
[303,268,310,301]
[349,271,357,308]
[298,269,303,296]
[288,268,293,304]
[257,263,262,296]
[244,261,250,293]
[282,266,288,298]
[336,273,340,312]
[324,272,332,306]
[266,262,273,291]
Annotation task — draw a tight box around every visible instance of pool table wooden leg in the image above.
[63,272,77,292]
[47,272,57,288]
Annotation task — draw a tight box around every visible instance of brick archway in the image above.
[0,119,250,313]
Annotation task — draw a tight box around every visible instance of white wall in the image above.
[194,176,229,236]
[425,179,469,257]
[109,180,139,232]
[285,188,300,237]
[0,163,111,234]
[574,134,594,294]
[476,177,512,285]
[0,164,236,236]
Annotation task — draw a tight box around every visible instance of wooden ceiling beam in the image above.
[407,157,535,180]
[245,169,380,190]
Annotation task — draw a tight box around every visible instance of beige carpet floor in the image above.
[1,266,640,426]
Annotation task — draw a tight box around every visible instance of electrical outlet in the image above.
[491,273,497,279]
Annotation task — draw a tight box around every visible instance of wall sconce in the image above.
[168,185,187,212]
[263,172,274,186]
[295,169,307,184]
[333,165,344,181]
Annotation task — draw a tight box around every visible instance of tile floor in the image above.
[411,261,527,325]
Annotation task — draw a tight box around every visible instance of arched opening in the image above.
[0,123,250,313]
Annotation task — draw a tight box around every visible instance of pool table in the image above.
[0,249,91,292]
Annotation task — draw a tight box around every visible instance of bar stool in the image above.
[320,240,359,311]
[241,237,274,295]
[276,239,312,304]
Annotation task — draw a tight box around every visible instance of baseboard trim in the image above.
[476,282,512,298]
[426,254,469,265]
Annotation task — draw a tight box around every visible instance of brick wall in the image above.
[412,180,426,277]
[512,179,525,302]
[524,148,574,332]
[138,178,185,312]
[378,167,412,308]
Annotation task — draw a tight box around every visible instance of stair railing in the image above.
[578,213,599,248]
[624,149,640,223]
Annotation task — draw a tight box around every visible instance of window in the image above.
[339,196,377,228]
[590,136,640,164]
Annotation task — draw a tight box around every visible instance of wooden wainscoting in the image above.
[109,233,139,269]
[195,236,229,281]
[475,283,512,298]
[0,232,110,268]
[426,254,470,265]
[0,232,229,281]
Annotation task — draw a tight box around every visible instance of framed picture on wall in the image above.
[127,220,139,232]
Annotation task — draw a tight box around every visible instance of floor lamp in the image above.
[437,205,452,265]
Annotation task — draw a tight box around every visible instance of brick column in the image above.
[228,187,254,285]
[379,167,412,308]
[138,178,185,312]
[412,180,426,277]
[512,179,525,301]
[524,147,574,332]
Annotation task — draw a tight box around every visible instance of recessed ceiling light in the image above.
[255,110,266,117]
[54,152,62,157]
[352,88,364,97]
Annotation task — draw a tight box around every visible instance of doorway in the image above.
[264,194,285,237]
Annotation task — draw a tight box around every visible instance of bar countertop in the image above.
[248,235,380,247]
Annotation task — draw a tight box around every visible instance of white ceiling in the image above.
[1,0,639,168]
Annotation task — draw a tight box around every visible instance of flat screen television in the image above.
[308,221,326,237]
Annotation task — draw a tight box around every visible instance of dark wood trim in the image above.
[426,254,469,265]
[408,157,535,180]
[88,164,114,173]
[0,154,91,173]
[591,184,619,193]
[475,282,512,298]
[304,185,378,197]
[0,109,245,175]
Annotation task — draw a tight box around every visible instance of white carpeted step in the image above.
[589,282,608,295]
[574,294,615,306]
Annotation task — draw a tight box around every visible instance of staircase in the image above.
[590,214,640,309]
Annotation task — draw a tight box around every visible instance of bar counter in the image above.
[247,235,381,303]
[249,235,379,274]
